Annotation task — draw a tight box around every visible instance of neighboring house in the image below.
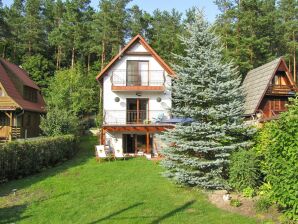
[96,34,175,155]
[243,57,297,122]
[0,58,46,141]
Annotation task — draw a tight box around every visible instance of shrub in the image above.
[254,197,272,212]
[242,187,255,198]
[255,97,298,220]
[230,199,241,207]
[40,107,79,136]
[0,135,77,182]
[228,149,261,191]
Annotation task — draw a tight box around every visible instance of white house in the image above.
[96,34,175,156]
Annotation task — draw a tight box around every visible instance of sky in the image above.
[2,0,219,22]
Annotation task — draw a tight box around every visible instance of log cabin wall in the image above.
[20,111,41,138]
[259,96,289,118]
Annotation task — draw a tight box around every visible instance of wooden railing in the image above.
[127,110,147,124]
[266,84,296,95]
[111,70,166,87]
[11,126,21,139]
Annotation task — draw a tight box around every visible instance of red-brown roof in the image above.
[96,34,176,80]
[0,58,46,113]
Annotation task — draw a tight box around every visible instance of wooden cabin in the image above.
[0,58,46,141]
[243,57,297,122]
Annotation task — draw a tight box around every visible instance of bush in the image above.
[40,107,79,136]
[254,197,272,212]
[256,98,298,220]
[228,149,261,191]
[230,199,241,207]
[242,187,255,198]
[0,135,78,182]
[255,97,298,220]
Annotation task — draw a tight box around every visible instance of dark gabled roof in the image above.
[96,34,175,80]
[242,57,296,115]
[0,58,46,113]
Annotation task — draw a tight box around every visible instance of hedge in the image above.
[255,97,298,221]
[0,135,78,183]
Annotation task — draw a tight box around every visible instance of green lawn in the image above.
[0,136,257,224]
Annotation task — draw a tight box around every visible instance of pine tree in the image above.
[161,10,253,189]
[214,0,278,78]
[149,9,184,64]
[22,0,45,55]
[5,0,25,63]
[278,0,298,81]
[0,0,11,58]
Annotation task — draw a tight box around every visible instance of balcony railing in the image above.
[266,84,296,95]
[103,110,170,125]
[111,70,166,87]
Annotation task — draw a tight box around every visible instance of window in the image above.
[126,60,149,86]
[23,86,38,102]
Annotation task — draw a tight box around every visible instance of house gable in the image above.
[0,58,45,112]
[96,34,175,80]
[243,57,297,118]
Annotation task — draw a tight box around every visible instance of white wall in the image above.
[103,42,172,124]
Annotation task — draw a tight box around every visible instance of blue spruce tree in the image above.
[161,10,254,189]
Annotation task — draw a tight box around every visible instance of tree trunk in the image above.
[71,47,75,69]
[87,53,90,72]
[28,41,32,56]
[2,45,6,58]
[101,41,105,70]
[293,31,296,83]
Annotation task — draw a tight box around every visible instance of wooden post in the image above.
[9,112,12,141]
[136,98,139,123]
[146,131,150,154]
[101,128,106,145]
[134,135,137,154]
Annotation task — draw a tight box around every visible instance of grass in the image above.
[0,136,257,224]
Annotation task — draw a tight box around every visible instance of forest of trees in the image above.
[0,0,297,97]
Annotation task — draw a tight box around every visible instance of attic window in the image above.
[0,87,3,96]
[23,86,38,102]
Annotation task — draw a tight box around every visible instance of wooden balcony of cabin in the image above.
[266,84,296,96]
[111,70,166,91]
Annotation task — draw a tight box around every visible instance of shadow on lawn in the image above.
[0,136,97,197]
[87,202,144,224]
[0,204,31,224]
[150,200,196,224]
[88,200,196,224]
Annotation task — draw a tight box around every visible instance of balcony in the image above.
[103,110,170,125]
[266,84,296,95]
[111,70,166,91]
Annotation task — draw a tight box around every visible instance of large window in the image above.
[23,86,38,102]
[126,60,149,86]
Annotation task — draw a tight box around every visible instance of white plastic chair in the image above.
[95,145,109,162]
[114,149,126,160]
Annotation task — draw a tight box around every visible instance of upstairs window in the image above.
[127,60,149,86]
[23,86,38,102]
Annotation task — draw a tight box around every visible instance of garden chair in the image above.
[114,149,126,160]
[95,145,110,162]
